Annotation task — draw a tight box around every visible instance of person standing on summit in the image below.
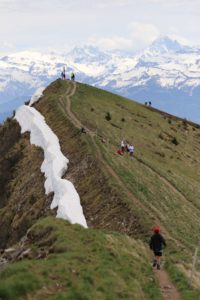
[61,67,66,80]
[71,72,75,81]
[149,226,166,270]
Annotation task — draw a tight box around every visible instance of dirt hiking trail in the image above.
[59,80,182,300]
[154,269,181,300]
[59,82,169,234]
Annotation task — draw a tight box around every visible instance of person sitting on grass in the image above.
[149,226,166,270]
[81,127,86,134]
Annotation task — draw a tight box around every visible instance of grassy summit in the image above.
[1,79,200,299]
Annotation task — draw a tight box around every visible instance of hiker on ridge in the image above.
[71,72,75,81]
[61,67,66,80]
[149,226,166,270]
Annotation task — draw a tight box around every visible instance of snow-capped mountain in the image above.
[1,36,200,123]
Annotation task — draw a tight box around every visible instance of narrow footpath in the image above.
[59,80,182,300]
[154,269,180,300]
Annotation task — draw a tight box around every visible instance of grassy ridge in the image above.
[1,79,200,299]
[36,79,200,297]
[71,82,200,248]
[69,81,200,295]
[0,217,161,300]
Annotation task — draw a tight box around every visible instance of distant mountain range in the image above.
[0,36,200,123]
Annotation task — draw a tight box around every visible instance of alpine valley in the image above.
[0,36,200,123]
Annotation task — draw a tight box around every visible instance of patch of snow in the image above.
[29,86,46,106]
[15,105,87,228]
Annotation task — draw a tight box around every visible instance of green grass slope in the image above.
[69,81,200,295]
[71,81,200,240]
[1,79,200,299]
[35,80,200,297]
[0,217,160,300]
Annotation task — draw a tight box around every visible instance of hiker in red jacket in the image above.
[149,226,166,270]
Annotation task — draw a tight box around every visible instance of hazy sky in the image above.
[0,0,199,55]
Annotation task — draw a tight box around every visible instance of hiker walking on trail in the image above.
[71,72,75,81]
[149,226,166,270]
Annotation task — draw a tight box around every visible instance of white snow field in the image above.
[15,96,87,228]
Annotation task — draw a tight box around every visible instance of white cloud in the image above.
[145,0,198,4]
[0,0,130,13]
[168,34,190,46]
[88,22,160,52]
[129,22,160,50]
[0,0,199,54]
[88,36,133,51]
[95,0,131,8]
[0,41,16,56]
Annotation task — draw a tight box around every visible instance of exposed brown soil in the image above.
[0,119,22,208]
[0,119,55,249]
[154,269,181,300]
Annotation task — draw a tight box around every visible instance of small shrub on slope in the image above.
[171,137,179,146]
[105,112,111,121]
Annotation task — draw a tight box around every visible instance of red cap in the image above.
[153,226,160,233]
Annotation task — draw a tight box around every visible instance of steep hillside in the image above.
[1,79,200,299]
[42,79,200,248]
[0,217,161,300]
[0,118,55,248]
